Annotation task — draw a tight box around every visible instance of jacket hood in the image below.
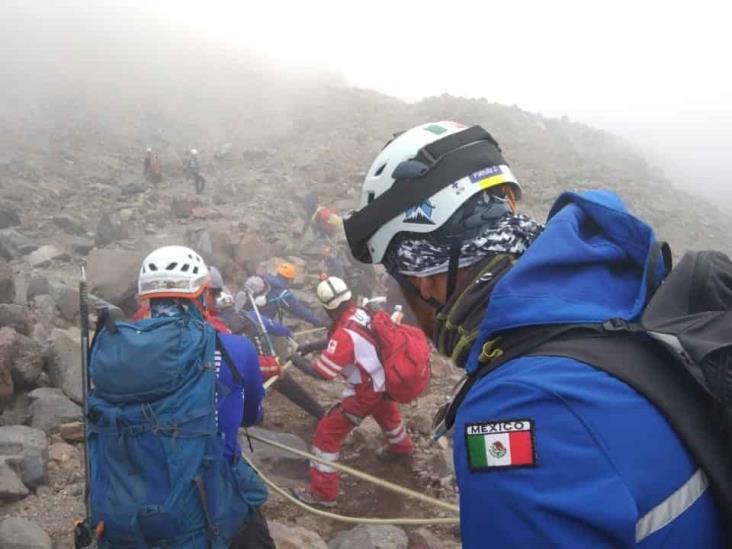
[467,190,664,372]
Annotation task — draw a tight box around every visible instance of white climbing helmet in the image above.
[344,121,522,264]
[316,277,352,310]
[190,148,198,156]
[138,245,210,299]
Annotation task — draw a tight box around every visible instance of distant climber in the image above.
[304,192,344,239]
[143,147,162,183]
[184,148,206,194]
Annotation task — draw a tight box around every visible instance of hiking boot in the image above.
[376,447,414,462]
[291,487,337,508]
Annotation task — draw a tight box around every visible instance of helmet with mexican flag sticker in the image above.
[344,121,521,265]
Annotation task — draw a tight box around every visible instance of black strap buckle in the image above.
[602,318,630,332]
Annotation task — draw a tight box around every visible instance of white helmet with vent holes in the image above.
[316,276,352,310]
[138,245,210,299]
[348,121,522,264]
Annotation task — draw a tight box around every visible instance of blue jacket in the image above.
[457,191,726,547]
[216,333,265,461]
[261,273,323,327]
[242,310,293,338]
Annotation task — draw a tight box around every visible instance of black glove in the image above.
[297,338,328,355]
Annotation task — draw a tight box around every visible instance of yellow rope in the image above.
[244,432,460,514]
[293,327,328,337]
[257,350,460,521]
[242,453,459,525]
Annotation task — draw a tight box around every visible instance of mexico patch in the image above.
[465,419,536,471]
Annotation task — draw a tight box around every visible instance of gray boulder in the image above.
[11,333,43,389]
[27,245,68,269]
[25,277,51,302]
[0,260,15,304]
[270,521,327,549]
[0,304,31,335]
[86,248,142,313]
[28,388,81,434]
[95,213,129,246]
[0,462,29,501]
[30,295,56,326]
[44,329,82,404]
[70,236,94,256]
[328,525,408,549]
[0,229,37,261]
[0,209,21,230]
[53,214,86,235]
[0,517,52,549]
[0,393,32,427]
[0,425,48,487]
[0,327,17,403]
[55,286,79,322]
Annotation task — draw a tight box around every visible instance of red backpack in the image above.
[369,310,432,403]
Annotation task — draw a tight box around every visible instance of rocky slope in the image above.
[1,56,731,547]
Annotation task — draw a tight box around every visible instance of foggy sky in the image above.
[3,0,731,201]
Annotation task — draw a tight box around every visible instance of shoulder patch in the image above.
[464,419,536,471]
[327,339,338,354]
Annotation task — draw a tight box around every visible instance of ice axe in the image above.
[74,267,104,547]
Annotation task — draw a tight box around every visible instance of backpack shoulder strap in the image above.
[215,334,244,386]
[528,330,732,525]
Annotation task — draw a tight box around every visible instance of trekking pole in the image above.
[247,290,277,357]
[74,267,94,548]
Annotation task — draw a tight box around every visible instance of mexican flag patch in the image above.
[465,419,536,471]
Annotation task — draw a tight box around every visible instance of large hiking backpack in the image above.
[441,245,732,525]
[87,314,257,548]
[368,310,431,403]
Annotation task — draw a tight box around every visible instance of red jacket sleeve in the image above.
[313,328,354,380]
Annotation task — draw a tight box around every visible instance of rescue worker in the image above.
[215,274,326,419]
[143,147,153,181]
[343,121,726,547]
[196,266,275,549]
[133,246,269,547]
[150,152,162,183]
[184,148,206,194]
[304,192,344,238]
[289,277,413,506]
[244,263,324,328]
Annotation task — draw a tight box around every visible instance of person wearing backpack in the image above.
[342,121,728,547]
[87,246,269,548]
[243,266,325,328]
[288,276,421,507]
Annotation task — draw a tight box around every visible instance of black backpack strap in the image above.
[215,334,244,386]
[441,324,590,433]
[528,330,732,526]
[645,241,673,301]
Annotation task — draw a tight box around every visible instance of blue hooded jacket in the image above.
[457,191,726,547]
[261,273,323,327]
[216,333,265,460]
